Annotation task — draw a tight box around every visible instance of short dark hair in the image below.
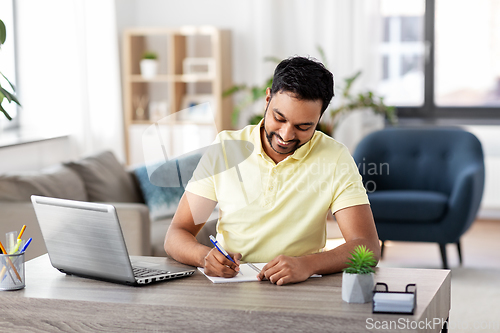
[270,56,334,115]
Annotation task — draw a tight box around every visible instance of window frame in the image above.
[396,0,500,121]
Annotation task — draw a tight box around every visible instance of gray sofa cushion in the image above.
[0,165,87,201]
[65,151,141,203]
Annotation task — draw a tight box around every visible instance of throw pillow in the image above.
[0,164,88,201]
[134,153,202,220]
[65,151,141,203]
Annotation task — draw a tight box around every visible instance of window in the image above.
[378,0,425,107]
[435,0,500,107]
[379,0,500,119]
[0,0,19,130]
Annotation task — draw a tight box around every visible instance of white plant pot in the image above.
[342,272,374,303]
[140,59,158,79]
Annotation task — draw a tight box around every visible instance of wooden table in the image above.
[0,255,450,332]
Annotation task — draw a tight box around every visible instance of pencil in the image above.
[0,240,22,282]
[18,225,26,240]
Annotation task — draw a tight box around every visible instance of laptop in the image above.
[31,195,196,285]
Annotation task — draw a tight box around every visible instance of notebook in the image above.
[198,263,322,283]
[31,195,196,285]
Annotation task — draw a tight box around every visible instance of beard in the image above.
[263,119,307,155]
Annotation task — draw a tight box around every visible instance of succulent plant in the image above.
[343,245,377,275]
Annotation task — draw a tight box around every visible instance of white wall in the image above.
[0,137,73,173]
[465,126,500,214]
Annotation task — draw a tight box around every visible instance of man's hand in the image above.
[257,255,313,286]
[204,248,242,278]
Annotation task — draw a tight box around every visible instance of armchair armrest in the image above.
[444,163,485,240]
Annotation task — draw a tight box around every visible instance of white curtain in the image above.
[73,0,125,161]
[16,0,125,162]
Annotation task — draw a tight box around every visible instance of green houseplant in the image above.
[223,47,396,135]
[0,19,21,121]
[317,70,397,137]
[140,51,159,79]
[342,245,377,303]
[142,51,158,60]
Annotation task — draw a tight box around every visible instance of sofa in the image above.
[0,151,216,261]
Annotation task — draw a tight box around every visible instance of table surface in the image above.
[0,254,450,333]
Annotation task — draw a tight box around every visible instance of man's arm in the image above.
[164,191,242,277]
[258,204,380,285]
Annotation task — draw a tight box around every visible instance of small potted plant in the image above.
[140,51,158,79]
[342,245,377,303]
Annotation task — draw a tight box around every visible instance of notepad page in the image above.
[197,263,266,283]
[198,263,321,283]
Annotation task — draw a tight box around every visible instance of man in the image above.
[165,56,380,286]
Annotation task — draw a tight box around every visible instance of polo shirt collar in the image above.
[251,119,316,162]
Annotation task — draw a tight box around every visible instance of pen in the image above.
[0,240,22,282]
[20,238,32,253]
[9,225,27,254]
[209,235,242,275]
[18,225,26,240]
[247,262,261,274]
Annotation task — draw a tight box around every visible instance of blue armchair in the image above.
[353,127,485,269]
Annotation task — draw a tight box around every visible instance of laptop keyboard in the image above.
[133,267,170,278]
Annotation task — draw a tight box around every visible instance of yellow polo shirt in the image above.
[185,121,369,262]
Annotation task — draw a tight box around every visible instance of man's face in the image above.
[261,88,322,162]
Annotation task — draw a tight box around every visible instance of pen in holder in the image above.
[0,252,25,291]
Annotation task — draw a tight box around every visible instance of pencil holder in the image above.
[0,252,25,291]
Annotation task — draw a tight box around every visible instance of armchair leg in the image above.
[456,241,463,265]
[439,243,449,269]
[380,241,385,259]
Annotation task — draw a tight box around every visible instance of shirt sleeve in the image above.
[329,146,369,214]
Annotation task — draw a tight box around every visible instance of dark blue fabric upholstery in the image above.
[368,190,448,223]
[353,127,485,267]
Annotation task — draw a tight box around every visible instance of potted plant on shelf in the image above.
[140,51,158,79]
[342,245,377,303]
[0,19,21,121]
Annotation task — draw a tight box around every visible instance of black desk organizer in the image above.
[372,283,417,315]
